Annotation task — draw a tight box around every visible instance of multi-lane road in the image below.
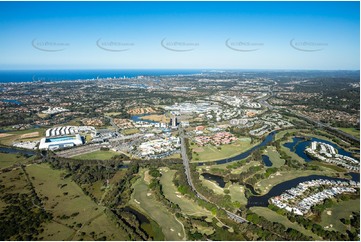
[260,87,359,143]
[179,128,248,223]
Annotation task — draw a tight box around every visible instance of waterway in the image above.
[347,172,360,182]
[198,132,360,209]
[130,114,162,124]
[0,99,22,105]
[122,206,150,223]
[0,146,36,156]
[201,173,225,188]
[198,131,276,166]
[202,173,260,196]
[284,136,354,162]
[246,174,360,208]
[261,155,273,167]
[131,114,157,124]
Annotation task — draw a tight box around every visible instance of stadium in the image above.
[39,134,83,150]
[38,126,93,150]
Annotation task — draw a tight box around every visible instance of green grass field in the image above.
[250,207,321,240]
[166,153,181,159]
[310,161,347,172]
[337,127,360,138]
[190,138,255,163]
[72,150,120,160]
[255,170,338,195]
[319,199,360,233]
[130,169,185,241]
[0,199,7,212]
[263,146,285,168]
[228,184,247,205]
[280,144,306,164]
[26,163,128,241]
[0,168,29,194]
[205,159,261,174]
[122,128,140,135]
[0,152,31,169]
[275,129,299,141]
[62,118,82,126]
[199,174,224,195]
[159,168,212,217]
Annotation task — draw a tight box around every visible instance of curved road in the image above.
[179,128,248,223]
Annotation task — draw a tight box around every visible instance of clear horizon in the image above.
[0,68,360,71]
[0,1,359,70]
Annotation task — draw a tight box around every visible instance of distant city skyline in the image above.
[0,1,359,70]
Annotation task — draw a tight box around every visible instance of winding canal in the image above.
[246,173,359,208]
[198,131,276,166]
[198,131,360,208]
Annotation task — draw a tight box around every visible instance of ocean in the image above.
[0,69,203,83]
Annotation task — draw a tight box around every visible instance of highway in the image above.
[289,110,360,143]
[179,128,248,224]
[260,86,359,143]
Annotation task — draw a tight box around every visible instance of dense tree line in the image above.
[0,167,52,240]
[0,193,52,240]
[104,163,139,208]
[109,208,148,241]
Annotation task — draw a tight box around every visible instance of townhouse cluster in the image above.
[249,113,293,137]
[305,141,359,171]
[194,131,237,146]
[270,179,359,216]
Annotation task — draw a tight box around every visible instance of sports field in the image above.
[122,128,140,135]
[72,150,119,160]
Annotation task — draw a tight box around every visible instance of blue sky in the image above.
[0,1,359,70]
